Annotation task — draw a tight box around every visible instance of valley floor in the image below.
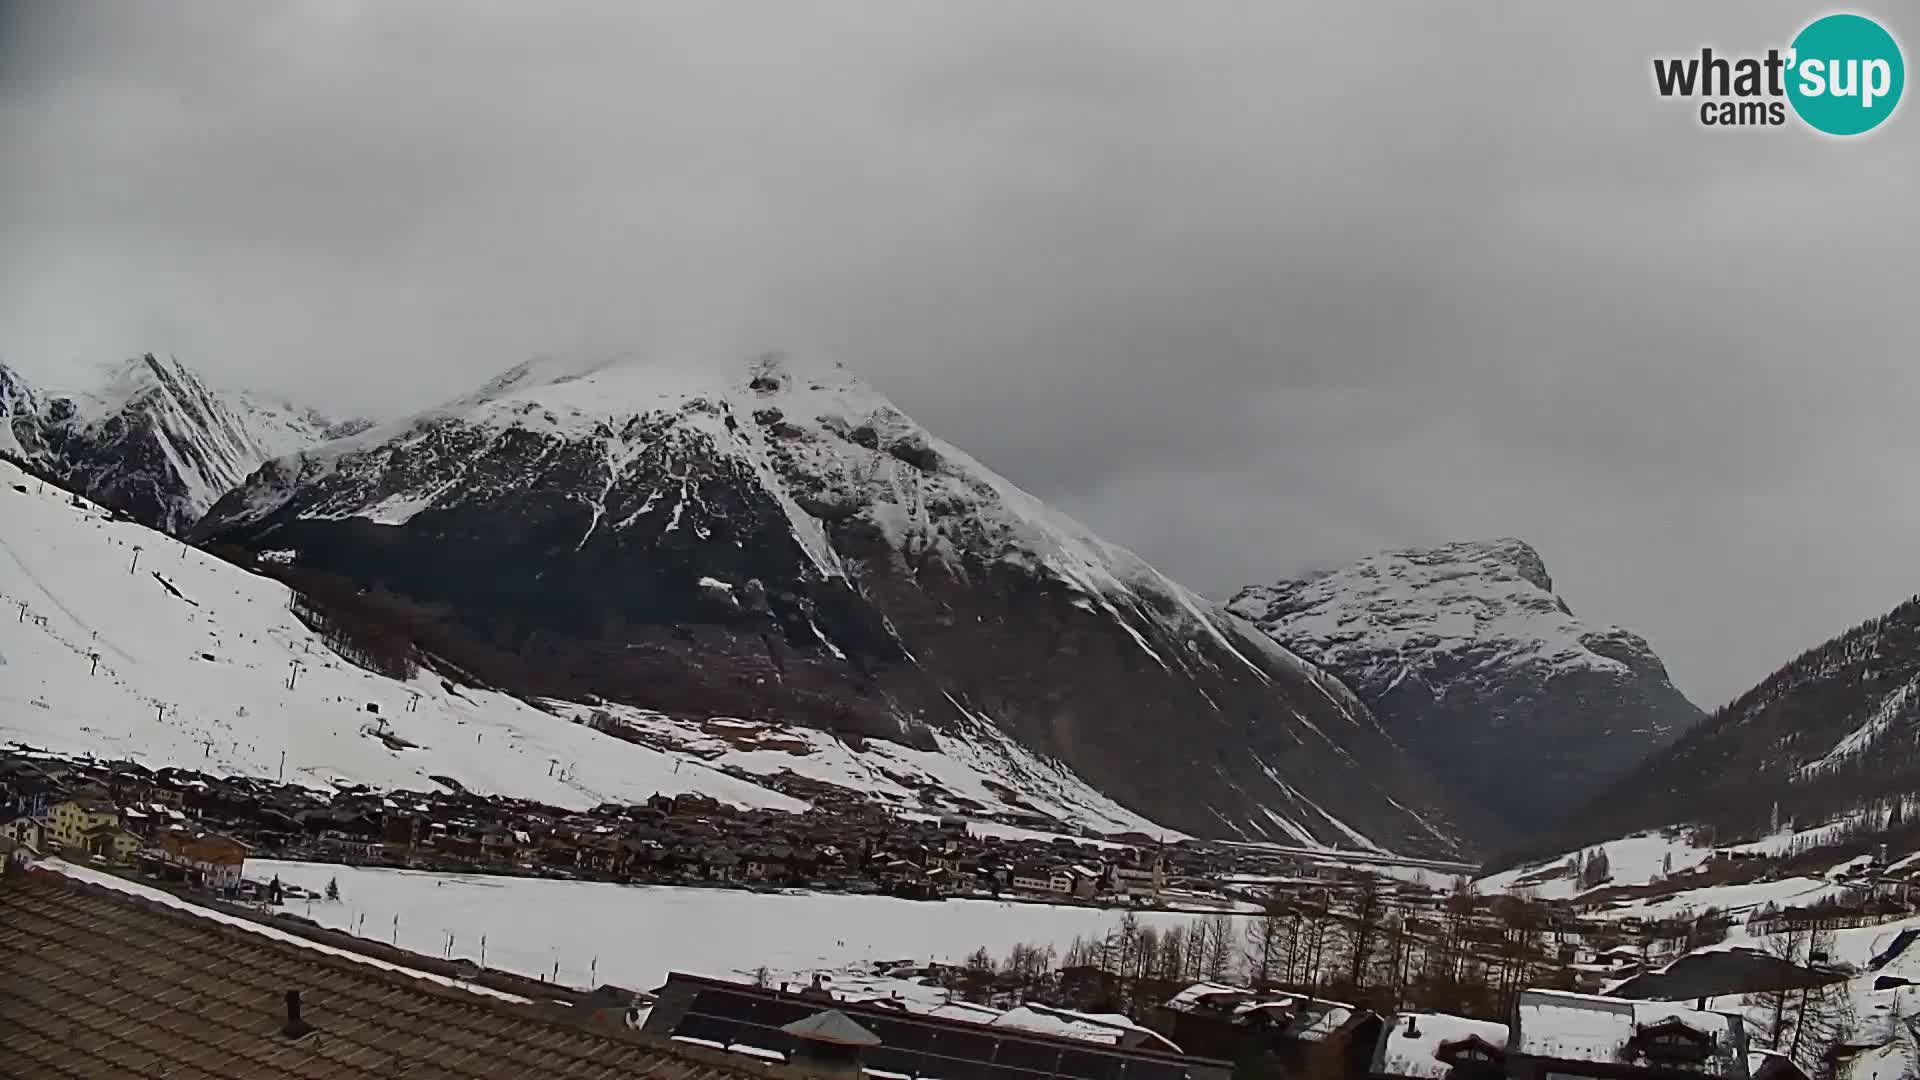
[251,859,1246,998]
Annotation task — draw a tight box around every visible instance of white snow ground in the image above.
[256,860,1251,996]
[0,459,1165,834]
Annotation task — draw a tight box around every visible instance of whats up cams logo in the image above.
[1654,12,1904,135]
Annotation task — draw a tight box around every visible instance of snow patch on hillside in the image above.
[0,459,1166,832]
[546,700,1174,838]
[1800,673,1920,776]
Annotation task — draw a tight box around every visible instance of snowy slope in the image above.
[1229,539,1699,835]
[1,354,361,534]
[542,701,1165,835]
[196,353,1472,854]
[0,458,1176,831]
[0,459,804,810]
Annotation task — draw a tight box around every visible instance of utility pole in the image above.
[129,546,143,574]
[287,660,303,690]
[278,751,286,783]
[15,601,26,623]
[89,653,100,676]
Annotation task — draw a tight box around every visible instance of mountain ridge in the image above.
[194,352,1478,854]
[0,353,366,534]
[1526,592,1920,867]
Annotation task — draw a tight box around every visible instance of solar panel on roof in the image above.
[1115,1060,1189,1080]
[1057,1047,1121,1080]
[928,1029,997,1062]
[995,1038,1064,1074]
[678,1012,742,1046]
[918,1048,993,1080]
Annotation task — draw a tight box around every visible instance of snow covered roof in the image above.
[985,1003,1184,1052]
[1164,981,1248,1011]
[1374,1013,1510,1079]
[1513,989,1745,1071]
[991,1006,1129,1045]
[926,1001,1005,1023]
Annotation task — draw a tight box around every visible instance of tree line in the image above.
[951,880,1570,1024]
[279,565,420,681]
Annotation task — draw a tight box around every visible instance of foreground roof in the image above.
[646,971,1232,1080]
[0,868,763,1079]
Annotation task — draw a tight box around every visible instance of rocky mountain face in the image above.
[1227,539,1701,840]
[0,354,364,534]
[1543,595,1920,861]
[193,353,1477,854]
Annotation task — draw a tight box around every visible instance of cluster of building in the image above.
[0,752,252,891]
[0,747,1201,904]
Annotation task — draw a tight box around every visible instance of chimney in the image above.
[1405,1015,1421,1038]
[281,990,314,1039]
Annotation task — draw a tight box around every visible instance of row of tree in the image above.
[959,880,1571,1023]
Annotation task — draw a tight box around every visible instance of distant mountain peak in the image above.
[1229,538,1700,838]
[1,353,360,534]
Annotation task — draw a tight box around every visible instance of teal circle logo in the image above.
[1787,13,1904,135]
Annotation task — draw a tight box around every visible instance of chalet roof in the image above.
[1371,1012,1510,1079]
[0,870,762,1079]
[1512,988,1746,1073]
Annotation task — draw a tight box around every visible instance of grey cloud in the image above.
[3,0,1917,708]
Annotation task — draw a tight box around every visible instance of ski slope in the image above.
[0,460,1165,831]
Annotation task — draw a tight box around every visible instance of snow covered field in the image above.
[257,860,1249,994]
[0,460,1163,833]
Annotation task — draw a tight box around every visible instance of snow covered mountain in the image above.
[0,354,364,535]
[1545,594,1920,860]
[193,353,1474,854]
[0,456,1167,833]
[1227,539,1700,838]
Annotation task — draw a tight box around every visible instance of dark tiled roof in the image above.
[0,870,766,1079]
[648,973,1233,1080]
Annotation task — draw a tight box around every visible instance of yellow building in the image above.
[47,798,120,849]
[82,824,143,862]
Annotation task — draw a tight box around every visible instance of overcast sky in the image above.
[4,2,1917,709]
